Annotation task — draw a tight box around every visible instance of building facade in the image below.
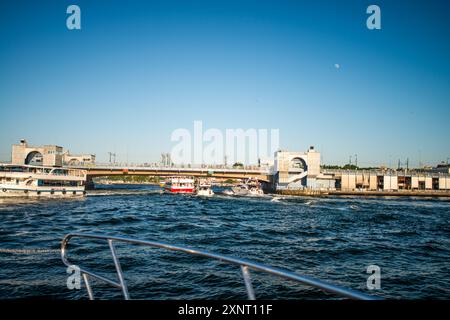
[63,151,96,166]
[12,140,64,167]
[273,147,450,192]
[337,170,450,191]
[273,146,335,190]
[11,140,95,167]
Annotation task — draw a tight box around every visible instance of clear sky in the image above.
[0,0,449,167]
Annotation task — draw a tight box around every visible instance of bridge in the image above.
[10,140,320,190]
[68,165,272,183]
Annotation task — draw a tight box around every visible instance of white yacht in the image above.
[196,179,214,197]
[231,178,264,196]
[222,189,234,196]
[0,164,87,197]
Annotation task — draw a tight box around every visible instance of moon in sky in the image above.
[334,63,340,69]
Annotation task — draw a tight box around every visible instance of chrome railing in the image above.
[61,233,379,300]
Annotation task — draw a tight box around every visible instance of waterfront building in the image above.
[11,139,95,167]
[12,140,63,167]
[336,171,450,191]
[273,146,336,191]
[63,151,96,166]
[273,147,450,192]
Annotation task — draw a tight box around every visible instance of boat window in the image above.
[52,169,68,176]
[40,180,79,187]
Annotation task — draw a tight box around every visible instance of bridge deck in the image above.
[67,166,271,182]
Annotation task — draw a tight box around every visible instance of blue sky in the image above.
[0,0,449,166]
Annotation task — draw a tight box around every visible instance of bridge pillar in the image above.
[85,176,95,190]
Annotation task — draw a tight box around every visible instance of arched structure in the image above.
[25,151,43,166]
[67,159,81,166]
[290,157,307,171]
[11,140,94,167]
[12,140,63,167]
[273,147,321,190]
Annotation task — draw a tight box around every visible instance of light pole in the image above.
[108,152,116,164]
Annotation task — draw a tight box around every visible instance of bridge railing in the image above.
[66,162,272,172]
[61,233,379,300]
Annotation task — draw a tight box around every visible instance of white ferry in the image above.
[164,177,195,193]
[0,164,87,197]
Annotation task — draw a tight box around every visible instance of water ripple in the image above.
[0,185,449,299]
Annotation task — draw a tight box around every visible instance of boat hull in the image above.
[0,186,86,197]
[164,187,195,193]
[231,187,264,196]
[196,189,214,196]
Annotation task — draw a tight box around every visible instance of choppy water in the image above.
[0,184,449,299]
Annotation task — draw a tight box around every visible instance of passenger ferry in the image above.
[0,164,87,197]
[164,177,195,193]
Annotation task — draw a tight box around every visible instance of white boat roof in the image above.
[0,163,69,170]
[167,177,194,183]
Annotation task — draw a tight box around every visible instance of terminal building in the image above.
[335,171,450,191]
[273,147,450,192]
[11,140,95,167]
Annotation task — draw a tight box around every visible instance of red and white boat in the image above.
[164,177,195,193]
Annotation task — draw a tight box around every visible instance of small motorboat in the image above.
[248,186,264,196]
[222,189,234,196]
[196,179,214,197]
[231,178,264,196]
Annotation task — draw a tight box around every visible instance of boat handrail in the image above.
[0,164,86,178]
[61,233,380,300]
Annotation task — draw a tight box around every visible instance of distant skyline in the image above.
[0,0,449,167]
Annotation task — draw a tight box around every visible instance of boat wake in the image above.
[87,190,162,197]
